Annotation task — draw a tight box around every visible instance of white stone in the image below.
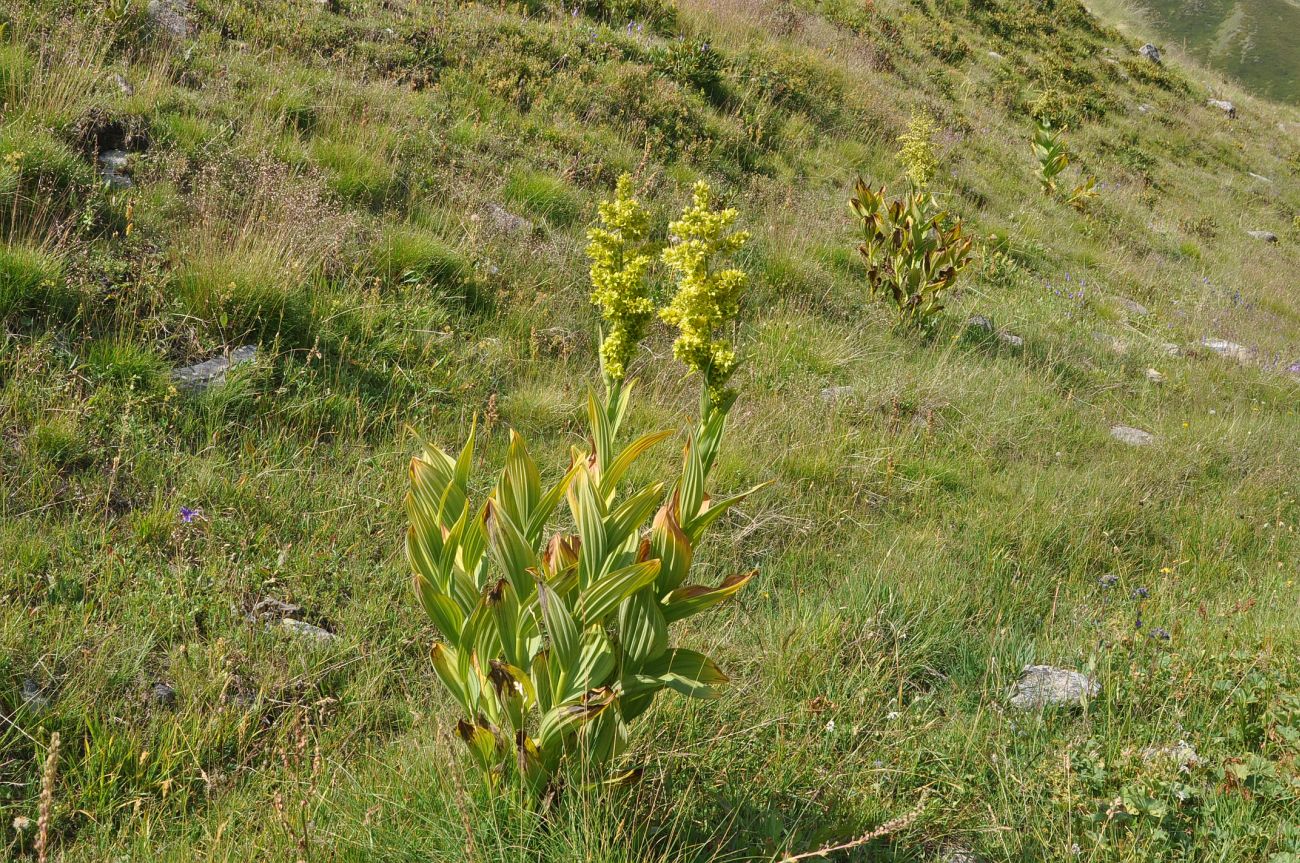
[1110,424,1155,446]
[1009,665,1099,709]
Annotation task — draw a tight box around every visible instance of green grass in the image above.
[504,169,583,227]
[1,0,1299,860]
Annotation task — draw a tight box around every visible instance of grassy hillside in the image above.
[2,0,1299,860]
[1089,0,1300,105]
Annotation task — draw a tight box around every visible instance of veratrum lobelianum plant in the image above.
[1031,118,1097,211]
[850,178,973,328]
[407,176,764,798]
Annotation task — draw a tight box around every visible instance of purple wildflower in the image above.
[180,506,197,523]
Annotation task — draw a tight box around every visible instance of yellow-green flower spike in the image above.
[587,174,654,383]
[659,182,749,406]
[897,111,939,190]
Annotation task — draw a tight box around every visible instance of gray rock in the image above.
[1116,297,1149,317]
[966,315,1021,347]
[20,678,50,711]
[940,848,986,863]
[147,0,192,38]
[1207,99,1236,118]
[151,682,177,707]
[1145,368,1165,383]
[1142,740,1200,771]
[172,345,257,390]
[1199,338,1254,362]
[1111,424,1155,446]
[487,204,534,235]
[112,73,134,96]
[98,149,133,190]
[282,618,336,643]
[1092,331,1128,354]
[535,327,579,355]
[1138,43,1161,64]
[1136,103,1153,114]
[249,597,303,621]
[1009,665,1099,709]
[820,385,854,403]
[987,51,1003,60]
[1160,342,1181,357]
[1246,230,1278,243]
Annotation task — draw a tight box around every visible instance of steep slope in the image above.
[1,0,1298,860]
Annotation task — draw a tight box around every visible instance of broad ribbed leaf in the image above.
[567,468,607,589]
[586,389,614,479]
[642,648,729,699]
[484,578,522,667]
[684,481,771,543]
[649,499,692,593]
[600,429,673,502]
[499,430,541,535]
[484,499,536,598]
[526,462,580,544]
[537,687,616,762]
[415,573,465,640]
[679,435,706,526]
[430,643,472,714]
[536,580,579,672]
[575,560,660,625]
[619,587,667,671]
[663,571,756,623]
[606,482,666,550]
[455,716,499,771]
[488,659,536,732]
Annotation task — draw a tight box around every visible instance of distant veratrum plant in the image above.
[1031,119,1097,211]
[850,178,973,328]
[407,175,764,799]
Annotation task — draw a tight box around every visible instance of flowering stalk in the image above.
[587,174,654,392]
[659,181,749,411]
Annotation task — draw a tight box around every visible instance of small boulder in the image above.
[150,682,178,707]
[1138,43,1161,64]
[1141,741,1200,771]
[1111,424,1155,446]
[1246,230,1278,243]
[1116,297,1149,317]
[1136,104,1153,115]
[1207,99,1236,118]
[819,385,854,403]
[112,73,134,96]
[97,149,133,190]
[1009,665,1099,709]
[173,345,257,391]
[20,678,50,711]
[147,0,192,38]
[1145,368,1165,383]
[1199,338,1254,362]
[486,204,534,235]
[282,618,337,643]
